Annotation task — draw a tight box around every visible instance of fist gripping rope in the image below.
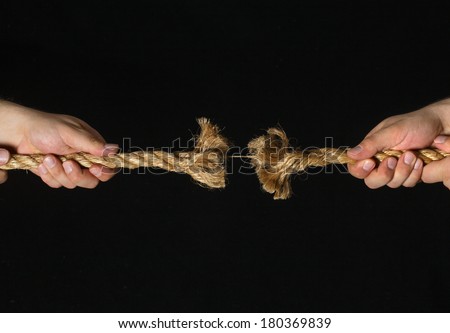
[248,127,450,199]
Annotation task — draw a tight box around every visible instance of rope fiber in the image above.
[1,119,449,199]
[0,118,230,189]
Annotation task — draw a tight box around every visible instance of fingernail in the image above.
[403,152,415,165]
[104,143,119,150]
[0,149,9,164]
[91,166,101,177]
[387,158,397,170]
[348,145,363,155]
[44,156,56,169]
[63,163,73,174]
[362,160,375,171]
[434,135,447,144]
[38,164,48,175]
[103,143,119,155]
[414,159,422,170]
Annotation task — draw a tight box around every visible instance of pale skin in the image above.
[347,98,450,189]
[0,100,118,188]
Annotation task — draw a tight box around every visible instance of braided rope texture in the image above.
[0,118,230,189]
[248,128,450,199]
[2,120,449,199]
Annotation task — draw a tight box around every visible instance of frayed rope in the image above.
[1,119,449,199]
[0,118,230,189]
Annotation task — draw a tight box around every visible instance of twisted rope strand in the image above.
[248,127,450,200]
[0,118,230,189]
[2,120,450,198]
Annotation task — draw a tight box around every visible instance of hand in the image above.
[0,148,10,184]
[0,100,118,188]
[346,99,450,189]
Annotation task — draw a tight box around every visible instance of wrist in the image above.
[0,100,31,147]
[423,98,450,134]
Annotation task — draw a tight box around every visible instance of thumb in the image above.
[347,127,399,160]
[432,135,450,152]
[62,128,119,157]
[0,148,10,166]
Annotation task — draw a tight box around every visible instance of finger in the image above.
[432,135,450,152]
[41,155,76,189]
[38,164,62,188]
[62,160,100,189]
[364,157,397,189]
[347,159,376,179]
[0,170,7,184]
[0,148,10,166]
[89,165,118,182]
[0,148,10,184]
[61,126,119,156]
[386,151,417,188]
[347,126,401,160]
[422,157,450,188]
[402,158,423,188]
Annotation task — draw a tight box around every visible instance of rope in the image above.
[0,118,230,189]
[2,119,450,198]
[248,128,450,199]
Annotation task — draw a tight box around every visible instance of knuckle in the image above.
[364,179,380,189]
[69,172,82,184]
[347,164,357,174]
[86,181,99,189]
[399,159,414,171]
[387,175,404,188]
[386,182,399,188]
[379,172,392,184]
[98,174,112,182]
[41,176,61,188]
[361,136,375,148]
[380,167,395,181]
[348,165,367,179]
[48,165,63,177]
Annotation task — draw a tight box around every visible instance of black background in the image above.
[1,1,450,312]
